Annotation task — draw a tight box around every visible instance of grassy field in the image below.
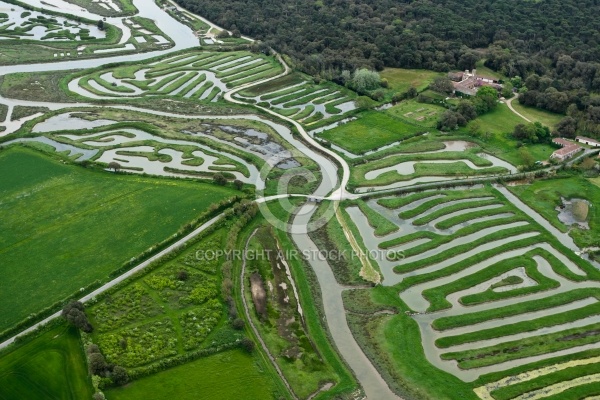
[0,147,239,333]
[461,104,555,165]
[510,176,600,248]
[0,325,92,400]
[386,100,445,129]
[318,111,426,154]
[511,100,564,128]
[105,349,279,400]
[379,68,442,93]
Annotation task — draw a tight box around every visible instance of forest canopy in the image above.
[178,0,600,136]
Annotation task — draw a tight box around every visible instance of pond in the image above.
[556,197,590,230]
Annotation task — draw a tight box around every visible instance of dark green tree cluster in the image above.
[62,301,93,333]
[512,122,551,144]
[437,87,499,131]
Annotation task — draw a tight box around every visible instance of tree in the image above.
[240,337,255,353]
[97,20,104,30]
[457,100,477,121]
[111,366,129,386]
[232,318,245,330]
[107,162,121,172]
[62,301,93,333]
[468,120,482,137]
[177,270,189,281]
[474,86,499,113]
[429,76,454,94]
[88,353,108,375]
[351,69,381,92]
[213,173,227,185]
[519,147,535,169]
[501,82,514,99]
[555,116,578,138]
[92,393,106,400]
[580,157,596,170]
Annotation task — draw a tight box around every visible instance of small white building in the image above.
[576,136,600,147]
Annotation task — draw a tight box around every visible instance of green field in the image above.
[105,349,279,400]
[386,100,445,128]
[511,100,564,128]
[318,111,426,154]
[0,147,239,333]
[0,325,92,400]
[462,104,555,165]
[380,68,442,93]
[510,176,600,248]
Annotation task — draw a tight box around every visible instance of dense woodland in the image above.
[178,0,600,136]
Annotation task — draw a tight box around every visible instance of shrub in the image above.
[240,337,255,353]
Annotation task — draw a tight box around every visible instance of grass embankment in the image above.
[343,286,479,399]
[441,321,600,369]
[351,150,507,187]
[0,325,93,399]
[63,0,138,17]
[0,147,240,333]
[236,200,360,399]
[510,176,600,248]
[308,203,367,285]
[353,200,399,236]
[0,71,76,103]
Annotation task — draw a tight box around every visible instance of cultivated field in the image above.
[341,185,600,399]
[70,50,283,102]
[105,349,280,400]
[0,325,92,399]
[0,147,239,334]
[317,111,426,154]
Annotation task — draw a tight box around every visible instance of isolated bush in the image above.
[232,318,245,330]
[92,392,105,400]
[177,270,189,281]
[212,173,227,185]
[240,337,255,353]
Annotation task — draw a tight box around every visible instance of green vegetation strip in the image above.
[398,216,525,257]
[398,189,491,219]
[353,200,399,236]
[437,301,600,350]
[436,206,514,230]
[394,224,538,274]
[433,289,599,331]
[412,199,502,226]
[378,191,443,209]
[441,321,600,369]
[422,252,559,312]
